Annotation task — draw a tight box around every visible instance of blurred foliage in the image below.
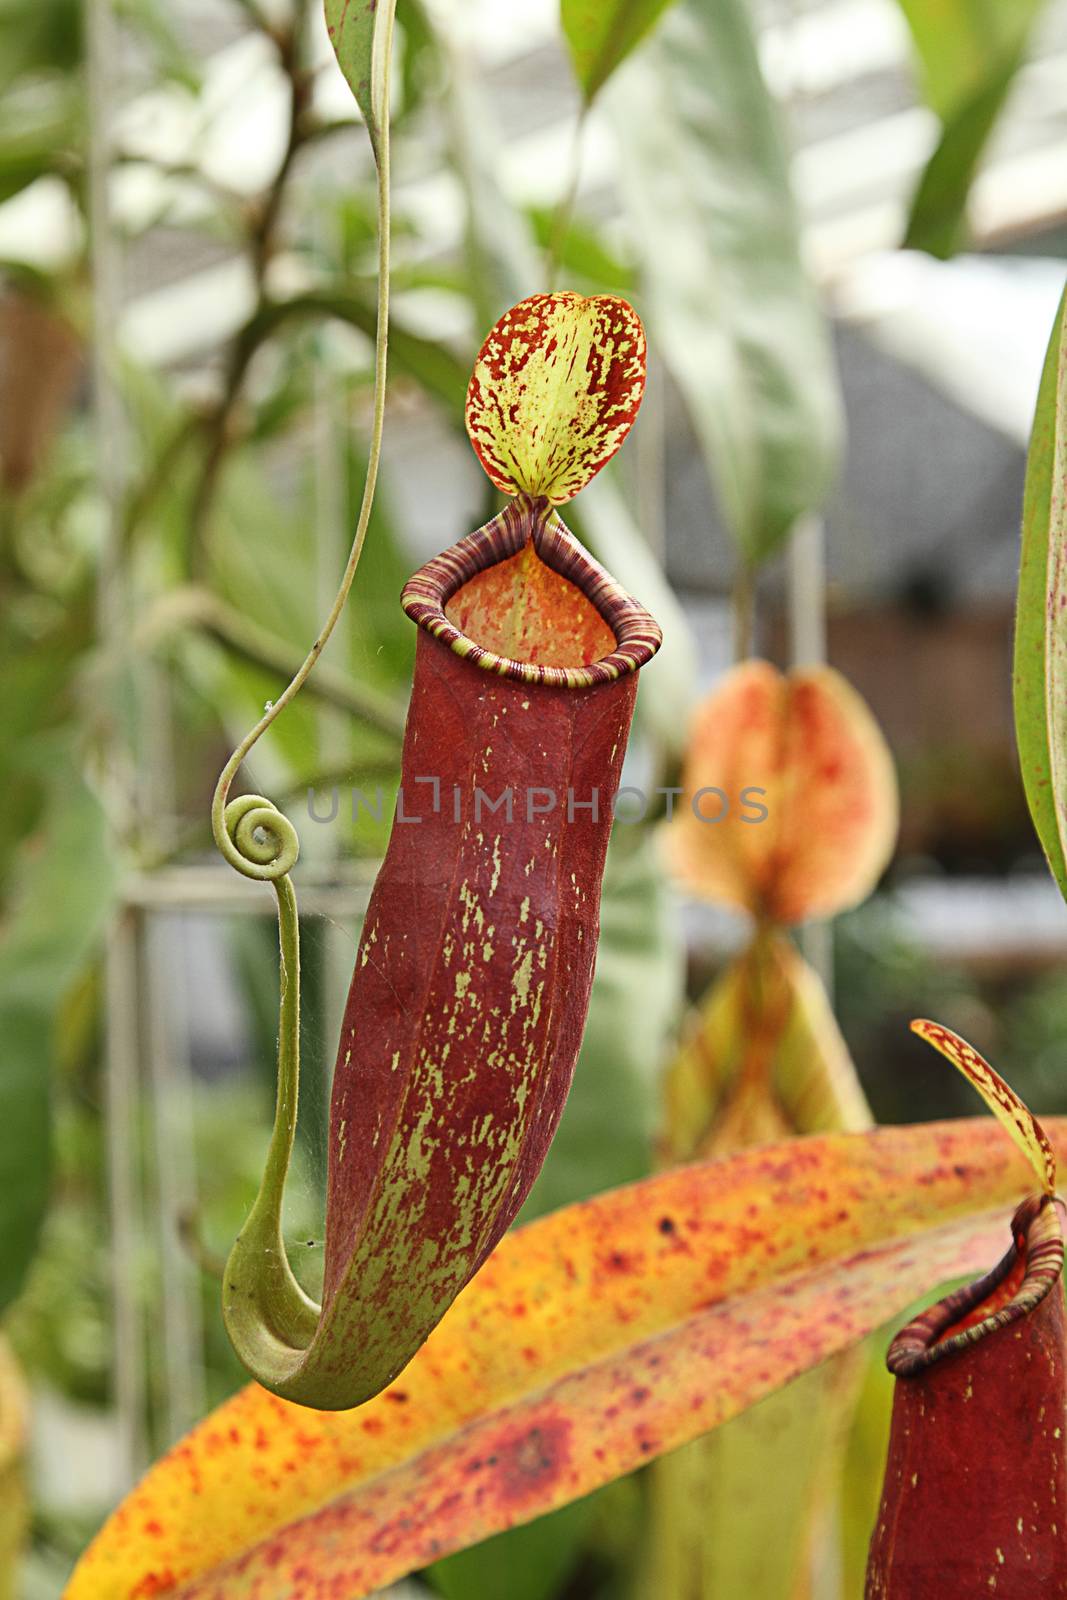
[0,1336,27,1600]
[0,748,117,1315]
[560,0,676,104]
[610,0,842,565]
[896,0,1051,256]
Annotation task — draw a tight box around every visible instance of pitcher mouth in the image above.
[887,1194,1064,1377]
[401,494,662,689]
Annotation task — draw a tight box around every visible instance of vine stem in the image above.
[731,560,755,662]
[212,5,395,1334]
[211,6,394,880]
[255,870,302,1226]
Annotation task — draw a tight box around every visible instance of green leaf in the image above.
[0,1338,27,1600]
[323,0,397,165]
[527,206,635,296]
[0,83,81,206]
[249,291,468,414]
[894,0,1041,117]
[1013,286,1067,904]
[839,1336,895,1598]
[895,0,1047,255]
[428,1498,595,1600]
[561,0,677,104]
[0,0,81,92]
[610,0,842,564]
[0,741,118,1313]
[903,53,1022,257]
[641,1357,865,1599]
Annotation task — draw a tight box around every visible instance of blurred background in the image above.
[1,0,1067,1594]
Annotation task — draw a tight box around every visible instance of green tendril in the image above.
[214,0,396,1380]
[218,793,300,881]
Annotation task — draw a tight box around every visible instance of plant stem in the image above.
[212,3,394,873]
[258,869,302,1221]
[214,1,398,1382]
[732,561,755,661]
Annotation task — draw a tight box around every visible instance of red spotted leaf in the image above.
[465,293,646,504]
[911,1019,1057,1197]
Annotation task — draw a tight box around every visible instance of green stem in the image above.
[732,561,755,662]
[215,2,396,1369]
[211,8,394,876]
[260,871,302,1208]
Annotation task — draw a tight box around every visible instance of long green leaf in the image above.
[611,0,842,564]
[428,1497,595,1600]
[903,53,1022,258]
[0,741,118,1312]
[560,0,677,104]
[894,0,1041,117]
[1013,286,1067,904]
[642,1356,863,1599]
[895,0,1047,255]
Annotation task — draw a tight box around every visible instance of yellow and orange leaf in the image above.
[663,660,898,925]
[0,1337,27,1600]
[67,1118,1067,1600]
[465,293,646,504]
[911,1018,1057,1197]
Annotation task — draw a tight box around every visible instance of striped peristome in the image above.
[401,494,661,687]
[867,1195,1067,1598]
[885,1193,1063,1376]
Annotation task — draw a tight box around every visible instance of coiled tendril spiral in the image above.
[217,792,300,882]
